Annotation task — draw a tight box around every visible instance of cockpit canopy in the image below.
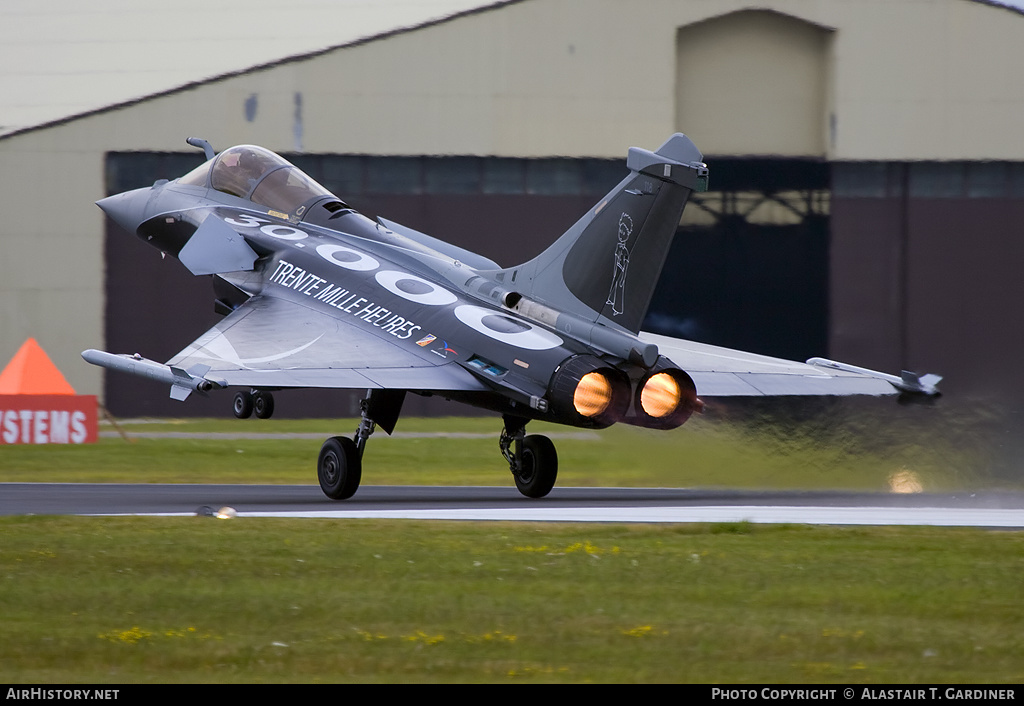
[178,145,338,217]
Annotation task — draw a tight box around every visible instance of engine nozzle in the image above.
[632,365,700,430]
[548,355,631,427]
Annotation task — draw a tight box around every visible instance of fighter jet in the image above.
[85,134,940,500]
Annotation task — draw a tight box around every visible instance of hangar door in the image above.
[675,9,833,158]
[645,159,830,362]
[645,10,834,362]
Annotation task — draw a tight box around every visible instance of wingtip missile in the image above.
[806,357,941,397]
[898,370,943,397]
[82,349,226,400]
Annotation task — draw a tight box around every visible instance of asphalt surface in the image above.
[3,483,1024,526]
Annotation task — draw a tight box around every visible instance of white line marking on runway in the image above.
[99,505,1024,527]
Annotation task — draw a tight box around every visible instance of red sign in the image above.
[0,395,98,444]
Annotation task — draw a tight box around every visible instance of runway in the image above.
[3,483,1024,527]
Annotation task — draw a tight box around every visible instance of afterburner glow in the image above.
[640,372,681,418]
[573,372,613,417]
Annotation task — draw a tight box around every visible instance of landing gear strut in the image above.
[500,415,558,498]
[317,390,405,501]
[314,395,559,501]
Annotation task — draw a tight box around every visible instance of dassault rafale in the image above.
[85,134,940,500]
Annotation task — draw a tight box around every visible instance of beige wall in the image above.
[284,0,1024,161]
[2,0,1023,396]
[676,10,833,157]
[31,0,1020,160]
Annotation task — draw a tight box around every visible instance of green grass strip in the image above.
[0,412,1000,491]
[1,517,1022,683]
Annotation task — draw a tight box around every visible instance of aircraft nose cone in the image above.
[96,188,150,235]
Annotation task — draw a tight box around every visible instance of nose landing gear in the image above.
[232,389,275,419]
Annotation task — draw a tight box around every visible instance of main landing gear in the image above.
[317,435,361,500]
[317,390,404,500]
[312,396,560,500]
[499,415,558,498]
[232,389,275,419]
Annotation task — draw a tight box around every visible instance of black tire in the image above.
[233,390,254,419]
[318,436,362,500]
[513,434,558,498]
[253,391,275,419]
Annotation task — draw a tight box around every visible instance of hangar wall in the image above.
[832,161,1024,399]
[2,0,1024,403]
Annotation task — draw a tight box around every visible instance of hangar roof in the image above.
[0,0,504,137]
[2,0,1023,150]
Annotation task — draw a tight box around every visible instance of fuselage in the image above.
[99,169,606,426]
[97,145,698,431]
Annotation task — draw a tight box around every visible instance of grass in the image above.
[0,400,1007,491]
[1,405,1021,683]
[2,517,1023,683]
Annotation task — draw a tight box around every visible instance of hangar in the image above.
[2,0,1023,416]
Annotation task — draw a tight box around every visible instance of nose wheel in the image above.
[500,415,558,498]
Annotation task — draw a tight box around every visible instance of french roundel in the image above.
[316,243,380,272]
[454,305,563,350]
[375,271,458,306]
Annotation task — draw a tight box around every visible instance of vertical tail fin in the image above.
[493,133,707,334]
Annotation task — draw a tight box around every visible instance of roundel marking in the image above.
[259,224,308,241]
[454,305,563,350]
[316,243,380,272]
[481,314,530,334]
[375,271,458,306]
